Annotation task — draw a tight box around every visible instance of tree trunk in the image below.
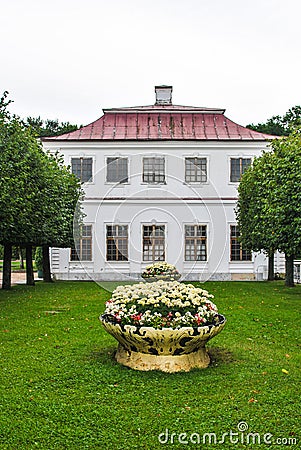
[285,254,294,287]
[42,245,53,282]
[2,244,12,290]
[26,246,35,286]
[267,250,275,281]
[19,247,24,269]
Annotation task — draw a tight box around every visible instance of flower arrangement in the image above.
[103,280,219,329]
[141,262,180,281]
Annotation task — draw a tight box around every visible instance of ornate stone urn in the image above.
[100,314,226,373]
[143,273,181,283]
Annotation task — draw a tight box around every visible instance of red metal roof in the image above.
[43,104,273,142]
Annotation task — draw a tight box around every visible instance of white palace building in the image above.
[42,86,282,282]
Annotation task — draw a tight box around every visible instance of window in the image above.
[106,225,128,261]
[230,225,251,261]
[185,225,207,261]
[106,157,128,183]
[185,158,207,183]
[71,157,93,182]
[230,158,251,182]
[143,225,165,261]
[143,157,165,183]
[71,225,92,261]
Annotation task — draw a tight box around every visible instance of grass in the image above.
[0,281,300,449]
[0,260,28,272]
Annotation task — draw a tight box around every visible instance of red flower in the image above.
[131,313,142,322]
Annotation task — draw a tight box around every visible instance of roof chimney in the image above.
[155,85,173,105]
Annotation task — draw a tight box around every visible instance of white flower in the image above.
[103,280,218,329]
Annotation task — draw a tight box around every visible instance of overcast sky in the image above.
[1,0,300,127]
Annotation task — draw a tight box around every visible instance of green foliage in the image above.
[236,130,301,285]
[0,92,83,249]
[35,247,43,271]
[247,105,301,136]
[0,91,13,116]
[32,150,84,248]
[0,281,300,449]
[268,131,301,255]
[236,150,276,253]
[0,109,44,245]
[24,116,80,137]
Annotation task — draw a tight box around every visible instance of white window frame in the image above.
[228,155,253,184]
[184,157,208,184]
[184,223,208,262]
[70,155,94,183]
[105,224,129,262]
[70,223,93,262]
[105,156,129,185]
[142,156,166,184]
[142,223,166,262]
[229,223,253,262]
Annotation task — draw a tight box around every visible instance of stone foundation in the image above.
[53,271,256,282]
[231,273,256,281]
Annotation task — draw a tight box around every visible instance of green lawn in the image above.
[0,260,28,272]
[0,281,300,449]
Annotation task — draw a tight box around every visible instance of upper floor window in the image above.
[106,157,128,183]
[185,157,207,183]
[143,225,165,261]
[230,225,252,261]
[143,157,165,184]
[185,225,207,261]
[106,225,128,261]
[230,158,251,182]
[71,157,93,183]
[70,225,92,261]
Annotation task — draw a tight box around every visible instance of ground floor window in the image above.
[185,225,207,261]
[106,225,128,261]
[71,225,92,261]
[70,223,254,265]
[230,225,252,261]
[143,225,165,261]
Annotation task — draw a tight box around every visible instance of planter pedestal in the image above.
[142,274,181,282]
[116,345,210,372]
[100,314,226,373]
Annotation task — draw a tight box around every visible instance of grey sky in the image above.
[1,0,300,127]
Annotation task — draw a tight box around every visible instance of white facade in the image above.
[43,139,272,282]
[43,86,281,281]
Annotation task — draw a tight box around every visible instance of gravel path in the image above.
[0,271,27,286]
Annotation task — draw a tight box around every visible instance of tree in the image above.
[269,131,301,286]
[0,94,45,288]
[236,130,301,286]
[247,106,301,136]
[0,92,83,289]
[236,151,277,281]
[32,151,83,282]
[24,116,80,137]
[22,115,82,283]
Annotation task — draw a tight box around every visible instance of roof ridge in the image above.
[103,105,226,114]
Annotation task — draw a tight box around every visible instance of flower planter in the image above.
[142,274,181,282]
[100,314,226,373]
[141,262,181,282]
